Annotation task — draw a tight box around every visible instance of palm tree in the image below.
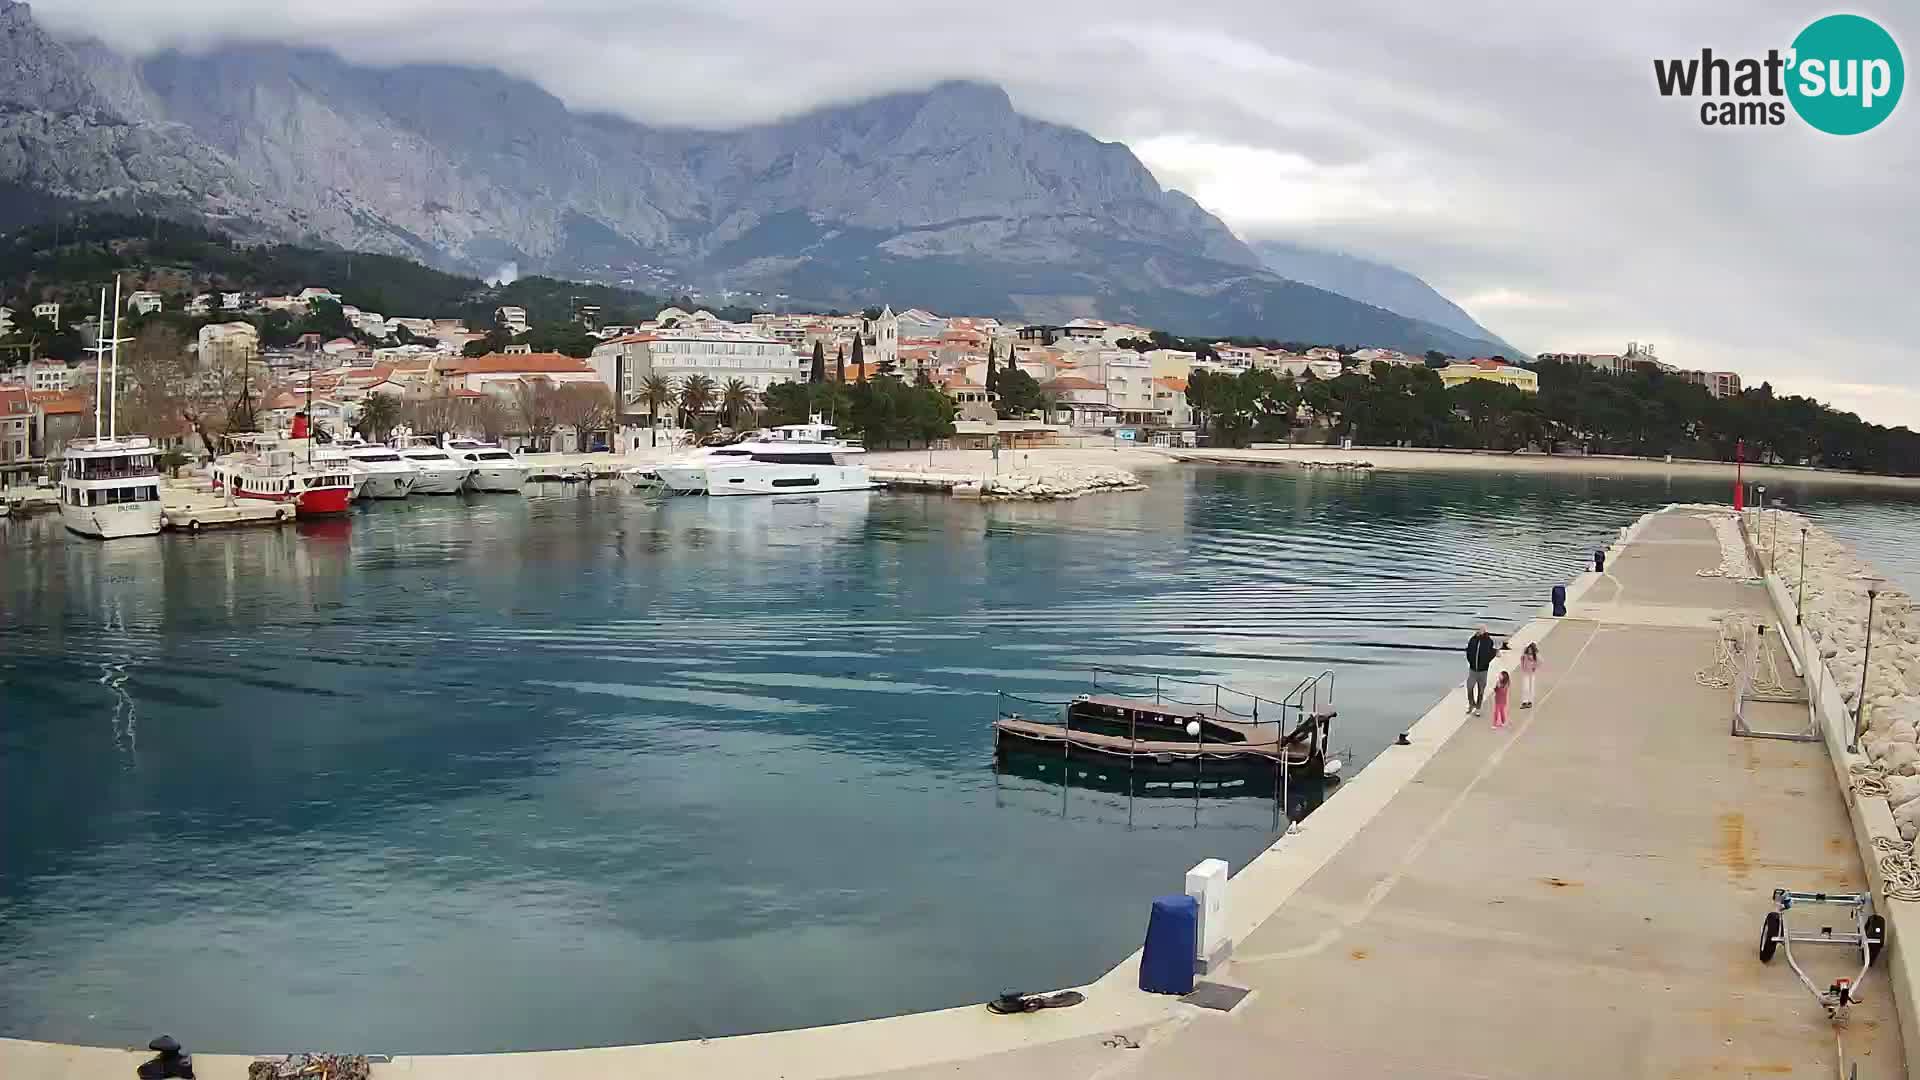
[678,373,717,428]
[719,378,756,430]
[356,391,403,442]
[639,373,676,447]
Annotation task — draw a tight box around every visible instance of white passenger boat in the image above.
[395,440,473,494]
[333,438,418,499]
[661,419,870,497]
[60,282,163,539]
[444,439,529,493]
[210,436,357,517]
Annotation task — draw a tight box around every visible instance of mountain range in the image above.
[0,0,1514,356]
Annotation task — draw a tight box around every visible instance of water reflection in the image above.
[2,470,1917,1053]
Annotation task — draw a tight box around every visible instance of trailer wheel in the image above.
[1866,914,1886,966]
[278,507,294,523]
[187,519,201,533]
[1760,911,1782,963]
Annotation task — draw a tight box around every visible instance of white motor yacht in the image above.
[395,440,473,494]
[444,438,529,493]
[333,438,418,499]
[693,418,871,497]
[654,444,758,494]
[60,283,163,539]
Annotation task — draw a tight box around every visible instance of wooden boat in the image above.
[993,691,1332,774]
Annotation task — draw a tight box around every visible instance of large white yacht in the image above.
[661,418,870,497]
[649,444,758,494]
[394,440,473,494]
[333,438,418,499]
[60,283,163,539]
[444,438,529,493]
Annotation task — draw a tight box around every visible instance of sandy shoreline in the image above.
[1171,445,1920,491]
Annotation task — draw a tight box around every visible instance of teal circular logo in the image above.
[1788,14,1903,135]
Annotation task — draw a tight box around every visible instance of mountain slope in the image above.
[0,0,1510,355]
[1251,239,1514,353]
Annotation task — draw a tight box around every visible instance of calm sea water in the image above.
[2,465,1916,1053]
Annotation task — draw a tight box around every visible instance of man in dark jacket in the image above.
[1465,626,1499,714]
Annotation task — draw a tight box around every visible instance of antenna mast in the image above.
[108,274,125,440]
[89,287,108,440]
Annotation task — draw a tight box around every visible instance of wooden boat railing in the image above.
[995,668,1340,824]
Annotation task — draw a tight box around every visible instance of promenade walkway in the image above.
[862,508,1902,1078]
[3,510,1899,1078]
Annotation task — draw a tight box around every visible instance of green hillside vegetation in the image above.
[0,216,753,359]
[1191,360,1920,475]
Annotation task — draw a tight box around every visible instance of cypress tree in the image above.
[852,335,866,384]
[836,345,846,384]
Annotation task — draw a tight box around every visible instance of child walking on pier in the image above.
[1519,643,1540,709]
[1491,671,1511,730]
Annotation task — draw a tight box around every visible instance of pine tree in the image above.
[810,340,826,383]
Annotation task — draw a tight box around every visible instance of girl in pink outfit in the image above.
[1519,643,1540,708]
[1491,671,1511,729]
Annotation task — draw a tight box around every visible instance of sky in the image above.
[32,0,1920,427]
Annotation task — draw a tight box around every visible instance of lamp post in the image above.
[1854,577,1885,751]
[1769,503,1780,573]
[1796,526,1807,624]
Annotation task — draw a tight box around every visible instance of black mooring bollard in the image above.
[1593,550,1606,573]
[1552,583,1567,617]
[136,1035,194,1079]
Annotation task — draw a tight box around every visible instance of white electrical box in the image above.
[1185,858,1230,970]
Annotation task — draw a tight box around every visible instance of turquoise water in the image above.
[2,466,1915,1053]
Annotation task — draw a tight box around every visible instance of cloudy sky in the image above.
[35,0,1920,426]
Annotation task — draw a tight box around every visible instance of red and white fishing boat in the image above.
[209,434,356,516]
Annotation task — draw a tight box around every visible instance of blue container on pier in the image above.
[1552,584,1567,617]
[1139,894,1198,995]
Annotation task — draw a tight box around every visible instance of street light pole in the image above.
[1796,526,1807,625]
[1855,578,1884,751]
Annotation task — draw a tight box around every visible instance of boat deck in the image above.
[994,690,1323,770]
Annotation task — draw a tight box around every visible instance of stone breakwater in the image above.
[980,466,1144,501]
[1754,510,1920,835]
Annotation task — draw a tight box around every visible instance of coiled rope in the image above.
[1695,612,1796,699]
[1848,764,1920,902]
[1872,836,1920,903]
[1852,761,1893,799]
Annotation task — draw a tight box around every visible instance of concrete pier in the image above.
[2,508,1904,1078]
[161,485,290,530]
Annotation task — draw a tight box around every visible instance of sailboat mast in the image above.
[91,287,107,440]
[108,275,122,440]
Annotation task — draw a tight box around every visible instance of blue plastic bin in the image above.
[1139,894,1197,995]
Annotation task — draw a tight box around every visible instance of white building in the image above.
[32,302,59,328]
[596,327,801,397]
[495,306,530,337]
[27,359,77,392]
[895,308,947,339]
[197,322,261,373]
[0,306,12,335]
[126,291,163,315]
[871,306,900,374]
[297,288,341,304]
[186,294,213,316]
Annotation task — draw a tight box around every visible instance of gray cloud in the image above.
[32,0,1920,424]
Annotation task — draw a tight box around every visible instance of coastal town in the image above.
[2,274,1757,490]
